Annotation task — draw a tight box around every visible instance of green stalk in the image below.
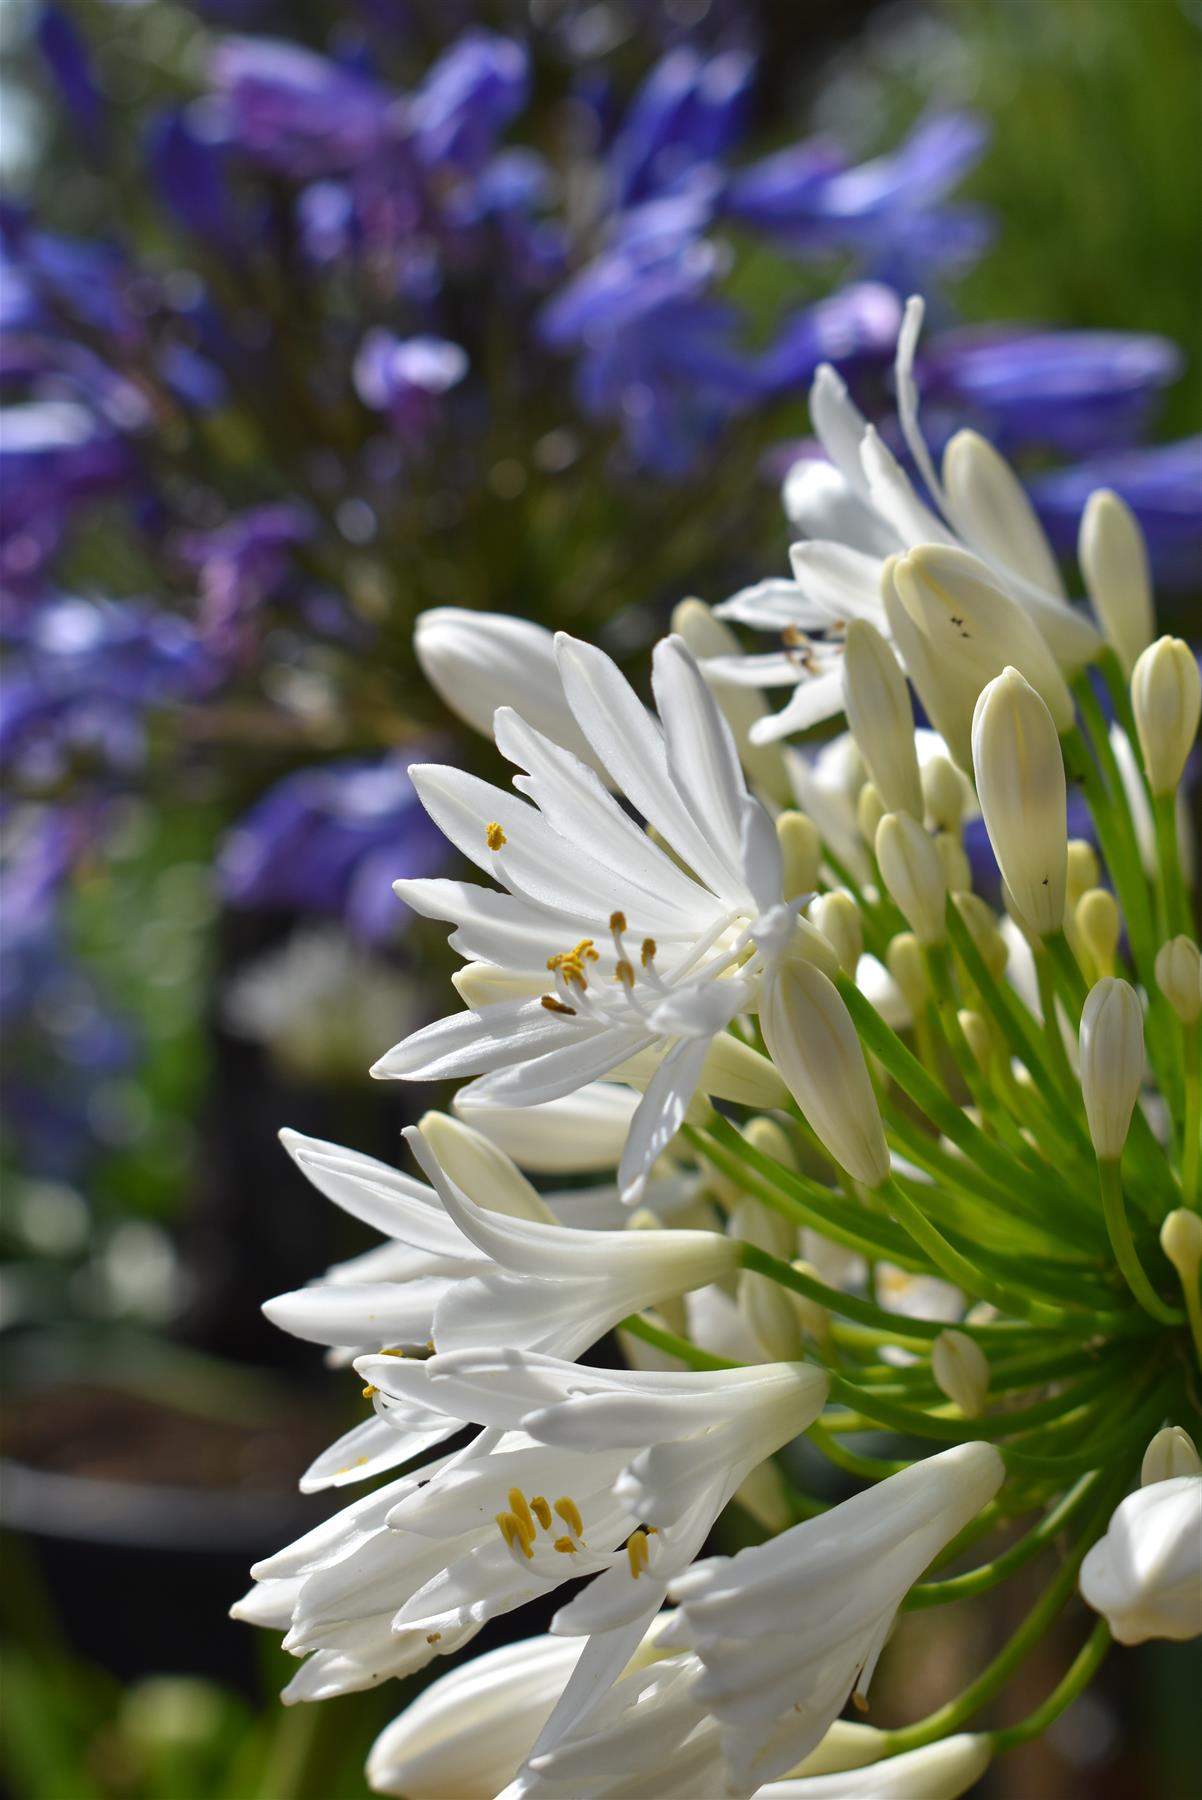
[1153,790,1192,939]
[1098,1157,1182,1323]
[619,1314,737,1371]
[1183,1026,1201,1210]
[807,1418,909,1480]
[988,1620,1111,1753]
[879,1177,1067,1326]
[1046,928,1089,1021]
[904,1472,1102,1609]
[1034,948,1077,1096]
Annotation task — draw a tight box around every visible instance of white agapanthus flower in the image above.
[1079,1475,1202,1644]
[373,630,805,1199]
[664,1443,1005,1793]
[702,295,1100,743]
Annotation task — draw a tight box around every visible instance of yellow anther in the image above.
[554,1496,584,1538]
[508,1489,534,1535]
[609,911,628,934]
[626,1530,651,1579]
[425,1632,441,1644]
[614,958,635,987]
[553,1536,578,1554]
[361,1384,378,1400]
[640,938,657,966]
[379,1347,407,1357]
[495,1512,534,1559]
[530,1496,552,1530]
[541,994,577,1015]
[485,822,507,851]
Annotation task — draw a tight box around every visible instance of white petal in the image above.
[749,670,846,743]
[619,1034,715,1202]
[713,578,832,632]
[787,540,890,626]
[808,363,872,499]
[894,294,945,513]
[784,459,901,557]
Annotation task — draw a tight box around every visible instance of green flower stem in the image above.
[821,846,894,962]
[1034,947,1078,1097]
[836,974,1052,1200]
[1153,790,1192,939]
[904,1472,1102,1610]
[888,1162,1108,1278]
[688,1119,926,1271]
[1183,1026,1200,1209]
[1062,717,1157,984]
[878,1097,1059,1231]
[875,1478,1122,1755]
[807,1418,909,1480]
[1172,1258,1202,1368]
[1098,1157,1182,1323]
[946,898,1092,1156]
[878,1176,1068,1326]
[1096,648,1142,769]
[1046,928,1089,1021]
[1071,673,1156,925]
[988,1620,1111,1754]
[820,1359,1126,1449]
[619,1314,737,1371]
[1003,1376,1175,1478]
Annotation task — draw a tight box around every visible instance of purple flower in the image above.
[757,283,903,395]
[1029,438,1202,590]
[35,5,104,145]
[218,754,448,943]
[607,46,755,209]
[0,402,130,592]
[407,31,529,173]
[920,326,1184,456]
[209,36,400,178]
[352,332,468,437]
[175,503,313,657]
[147,105,241,246]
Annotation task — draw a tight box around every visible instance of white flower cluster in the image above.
[238,299,1201,1799]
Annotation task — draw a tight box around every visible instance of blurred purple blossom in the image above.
[352,332,468,437]
[1029,437,1202,590]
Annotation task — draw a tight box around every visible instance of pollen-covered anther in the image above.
[640,938,657,967]
[614,958,635,987]
[508,1488,535,1535]
[554,1496,584,1539]
[485,821,507,851]
[530,1495,553,1531]
[609,911,628,934]
[553,1536,578,1555]
[361,1383,378,1400]
[540,994,577,1015]
[626,1529,652,1579]
[495,1511,535,1559]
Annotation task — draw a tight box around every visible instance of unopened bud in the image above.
[810,890,863,975]
[921,753,968,834]
[777,810,822,901]
[1075,888,1121,980]
[738,1268,804,1360]
[935,831,972,895]
[856,781,886,846]
[1066,839,1100,909]
[731,1194,795,1262]
[1079,489,1155,678]
[1141,1425,1202,1487]
[1131,637,1201,796]
[842,620,924,818]
[943,430,1066,597]
[760,962,891,1188]
[789,1259,831,1341]
[972,667,1067,938]
[958,1009,993,1074]
[932,1328,990,1417]
[876,813,947,946]
[1155,936,1202,1024]
[953,892,1009,983]
[1079,978,1145,1160]
[886,931,929,1015]
[742,1116,798,1171]
[417,1111,554,1222]
[1160,1208,1202,1286]
[881,557,974,771]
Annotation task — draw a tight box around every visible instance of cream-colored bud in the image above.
[876,813,947,946]
[971,667,1067,938]
[935,831,972,896]
[886,931,929,1015]
[738,1267,804,1360]
[1131,636,1201,796]
[842,620,924,818]
[810,890,863,975]
[932,1328,990,1417]
[731,1194,795,1262]
[952,892,1009,982]
[896,546,1075,733]
[743,1116,798,1172]
[1155,935,1202,1024]
[1079,489,1155,678]
[789,1259,831,1342]
[1141,1425,1202,1487]
[760,961,891,1188]
[958,1009,993,1074]
[1074,887,1120,979]
[921,753,968,834]
[856,781,886,846]
[782,915,842,982]
[1079,977,1145,1159]
[1160,1208,1202,1285]
[416,1111,556,1222]
[777,810,822,901]
[942,429,1065,597]
[881,557,974,772]
[1066,839,1100,909]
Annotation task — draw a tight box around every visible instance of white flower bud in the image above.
[932,1328,990,1417]
[415,608,600,769]
[416,1111,557,1222]
[1155,935,1202,1024]
[742,1115,798,1171]
[881,557,975,771]
[760,961,891,1188]
[810,890,863,975]
[738,1267,805,1360]
[1160,1208,1202,1286]
[876,813,947,946]
[957,1009,993,1074]
[1142,1425,1202,1486]
[777,810,822,901]
[856,780,886,845]
[1079,488,1155,678]
[896,546,1075,733]
[921,753,969,834]
[1079,977,1145,1159]
[1075,887,1121,980]
[731,1192,796,1262]
[971,667,1067,938]
[935,830,972,895]
[952,891,1009,982]
[1080,1477,1202,1644]
[788,1258,832,1341]
[1131,636,1201,795]
[842,620,924,818]
[942,428,1065,596]
[886,930,929,1015]
[1066,838,1100,908]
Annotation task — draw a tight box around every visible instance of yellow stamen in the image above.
[508,1489,534,1535]
[425,1632,441,1644]
[614,958,635,986]
[530,1496,552,1530]
[609,910,628,933]
[541,994,577,1015]
[495,1512,534,1559]
[553,1536,578,1554]
[626,1529,651,1579]
[361,1384,378,1400]
[640,938,657,966]
[554,1496,584,1538]
[486,822,507,851]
